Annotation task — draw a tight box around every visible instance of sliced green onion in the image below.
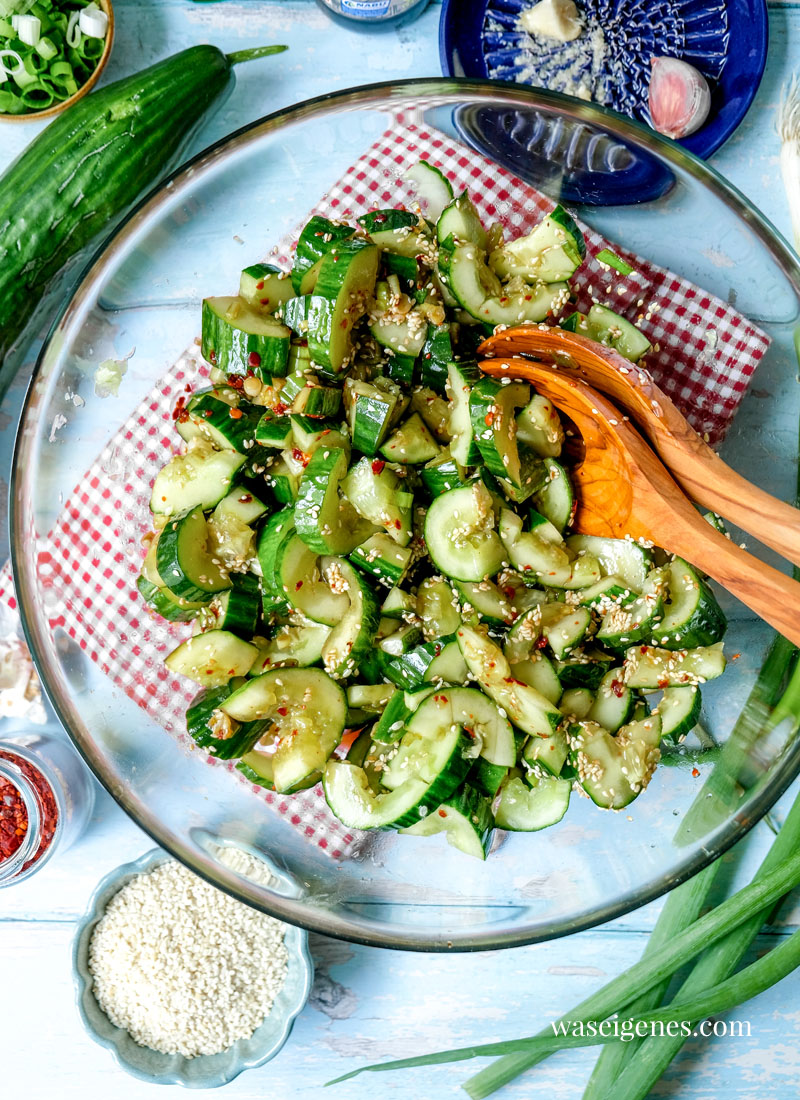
[0,46,24,75]
[48,56,71,84]
[595,248,634,276]
[34,33,56,59]
[11,62,37,87]
[65,6,79,47]
[0,18,13,35]
[14,12,39,45]
[20,77,52,106]
[77,32,100,59]
[0,85,22,110]
[78,3,106,39]
[0,0,36,16]
[23,50,44,75]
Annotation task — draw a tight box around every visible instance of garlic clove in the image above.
[648,56,712,140]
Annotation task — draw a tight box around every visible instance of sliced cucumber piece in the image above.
[284,239,379,375]
[494,773,571,831]
[166,629,257,687]
[381,586,417,620]
[186,685,266,760]
[425,482,505,582]
[446,359,482,466]
[457,625,565,750]
[291,215,355,294]
[596,567,667,650]
[489,205,585,283]
[320,558,380,679]
[433,686,516,766]
[405,159,455,221]
[578,575,640,611]
[416,576,462,641]
[655,685,702,741]
[239,263,295,314]
[532,460,573,532]
[558,687,594,719]
[401,784,494,860]
[410,387,452,442]
[586,304,652,363]
[150,442,245,518]
[276,535,350,626]
[379,622,425,657]
[540,603,592,660]
[209,578,261,639]
[510,653,562,705]
[436,192,488,248]
[586,668,635,732]
[156,506,231,601]
[380,413,440,465]
[516,393,565,458]
[222,667,346,793]
[623,644,726,690]
[469,376,530,488]
[570,714,662,809]
[651,558,727,650]
[556,648,615,691]
[500,508,599,589]
[350,533,413,589]
[256,507,295,614]
[420,449,465,496]
[202,296,291,380]
[454,578,515,627]
[342,456,412,547]
[213,487,267,527]
[295,447,376,555]
[255,412,293,449]
[249,619,331,673]
[345,377,400,456]
[566,534,652,593]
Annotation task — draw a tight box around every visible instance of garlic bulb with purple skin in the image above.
[648,56,712,140]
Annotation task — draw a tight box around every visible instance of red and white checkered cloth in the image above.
[0,122,769,859]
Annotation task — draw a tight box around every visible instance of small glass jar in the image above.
[0,732,95,887]
[315,0,429,26]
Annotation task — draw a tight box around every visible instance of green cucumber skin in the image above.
[0,46,234,379]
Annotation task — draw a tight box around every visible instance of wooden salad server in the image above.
[478,356,800,649]
[479,325,800,569]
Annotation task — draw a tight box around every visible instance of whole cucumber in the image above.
[0,43,286,386]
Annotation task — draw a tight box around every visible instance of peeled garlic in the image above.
[648,56,711,140]
[520,0,583,43]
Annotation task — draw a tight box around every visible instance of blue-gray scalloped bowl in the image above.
[72,847,313,1088]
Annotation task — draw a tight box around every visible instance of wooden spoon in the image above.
[478,356,800,649]
[479,325,800,568]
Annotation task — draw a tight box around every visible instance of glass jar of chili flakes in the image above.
[0,732,95,887]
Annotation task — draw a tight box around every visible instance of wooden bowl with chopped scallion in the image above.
[0,0,113,120]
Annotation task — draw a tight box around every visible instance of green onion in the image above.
[595,248,634,275]
[35,34,56,59]
[20,77,52,106]
[325,849,800,1087]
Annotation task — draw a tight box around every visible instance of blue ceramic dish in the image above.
[72,847,313,1088]
[439,0,768,203]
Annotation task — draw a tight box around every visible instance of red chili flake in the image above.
[203,410,213,418]
[731,653,741,660]
[640,645,649,654]
[295,581,304,591]
[238,494,253,503]
[657,678,669,690]
[393,519,402,530]
[692,767,700,778]
[226,375,244,391]
[610,678,625,698]
[248,351,262,369]
[171,396,188,422]
[0,751,58,872]
[488,660,496,668]
[208,349,217,364]
[437,809,448,818]
[372,213,387,224]
[184,383,192,393]
[274,402,289,415]
[371,459,386,475]
[536,637,548,649]
[484,411,495,427]
[260,298,271,306]
[292,448,310,468]
[340,319,349,329]
[229,407,244,420]
[256,279,265,290]
[277,706,289,717]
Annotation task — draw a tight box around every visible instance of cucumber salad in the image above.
[139,161,728,860]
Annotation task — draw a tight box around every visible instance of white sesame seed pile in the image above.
[88,851,289,1058]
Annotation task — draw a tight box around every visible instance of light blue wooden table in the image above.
[2,2,800,1097]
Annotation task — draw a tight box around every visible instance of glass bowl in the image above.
[11,79,800,951]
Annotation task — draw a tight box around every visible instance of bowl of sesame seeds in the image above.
[72,845,313,1087]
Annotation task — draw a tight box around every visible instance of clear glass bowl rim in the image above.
[11,77,800,951]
